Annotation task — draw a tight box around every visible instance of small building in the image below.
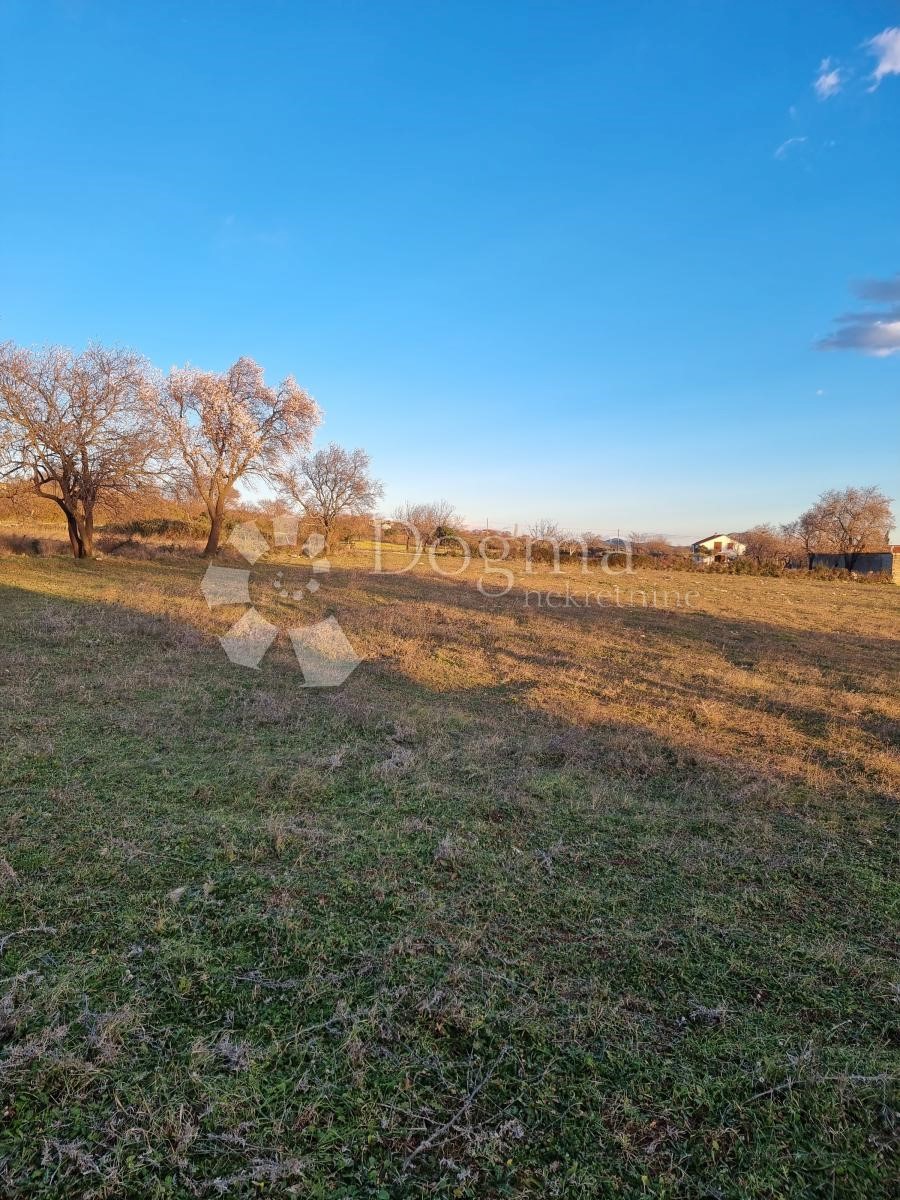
[808,549,900,581]
[691,532,746,564]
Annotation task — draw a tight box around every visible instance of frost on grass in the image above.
[678,1004,727,1028]
[265,813,329,852]
[80,1000,141,1064]
[40,1139,104,1179]
[212,1033,253,1072]
[534,840,569,875]
[433,832,469,867]
[0,970,39,1039]
[209,1155,307,1195]
[0,856,18,890]
[0,1022,69,1074]
[375,745,415,777]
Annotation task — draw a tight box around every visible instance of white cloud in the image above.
[814,57,844,98]
[818,315,900,356]
[774,136,807,159]
[817,273,900,356]
[866,27,900,88]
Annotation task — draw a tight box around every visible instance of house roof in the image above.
[692,532,740,546]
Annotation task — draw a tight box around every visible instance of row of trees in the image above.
[0,342,892,568]
[738,486,894,569]
[491,490,893,570]
[320,491,894,569]
[0,342,383,558]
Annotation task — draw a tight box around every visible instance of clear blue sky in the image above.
[2,1,898,539]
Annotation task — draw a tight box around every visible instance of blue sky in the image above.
[1,1,898,538]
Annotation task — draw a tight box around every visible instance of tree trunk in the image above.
[77,506,95,558]
[202,497,226,558]
[43,492,86,559]
[202,516,222,557]
[65,512,85,558]
[63,508,93,558]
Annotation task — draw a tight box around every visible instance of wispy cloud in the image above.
[214,213,290,251]
[809,27,900,102]
[854,273,900,302]
[774,135,807,160]
[865,27,900,88]
[817,274,900,356]
[813,57,844,99]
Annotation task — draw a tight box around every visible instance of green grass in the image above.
[0,555,898,1197]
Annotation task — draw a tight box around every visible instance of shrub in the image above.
[101,517,201,539]
[0,532,68,556]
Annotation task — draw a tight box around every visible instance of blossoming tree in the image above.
[157,357,320,556]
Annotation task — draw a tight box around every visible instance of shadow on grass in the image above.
[1,557,898,810]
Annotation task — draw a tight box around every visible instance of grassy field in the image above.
[1,547,898,1198]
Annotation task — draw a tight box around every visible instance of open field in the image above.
[1,550,898,1197]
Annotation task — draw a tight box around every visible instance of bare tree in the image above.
[394,500,459,549]
[0,342,160,558]
[787,518,816,564]
[558,531,589,567]
[524,517,563,570]
[528,517,562,542]
[629,532,674,558]
[250,495,297,520]
[737,524,793,567]
[788,513,824,566]
[797,485,893,569]
[155,357,319,557]
[276,443,382,553]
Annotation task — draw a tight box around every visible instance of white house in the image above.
[691,532,746,563]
